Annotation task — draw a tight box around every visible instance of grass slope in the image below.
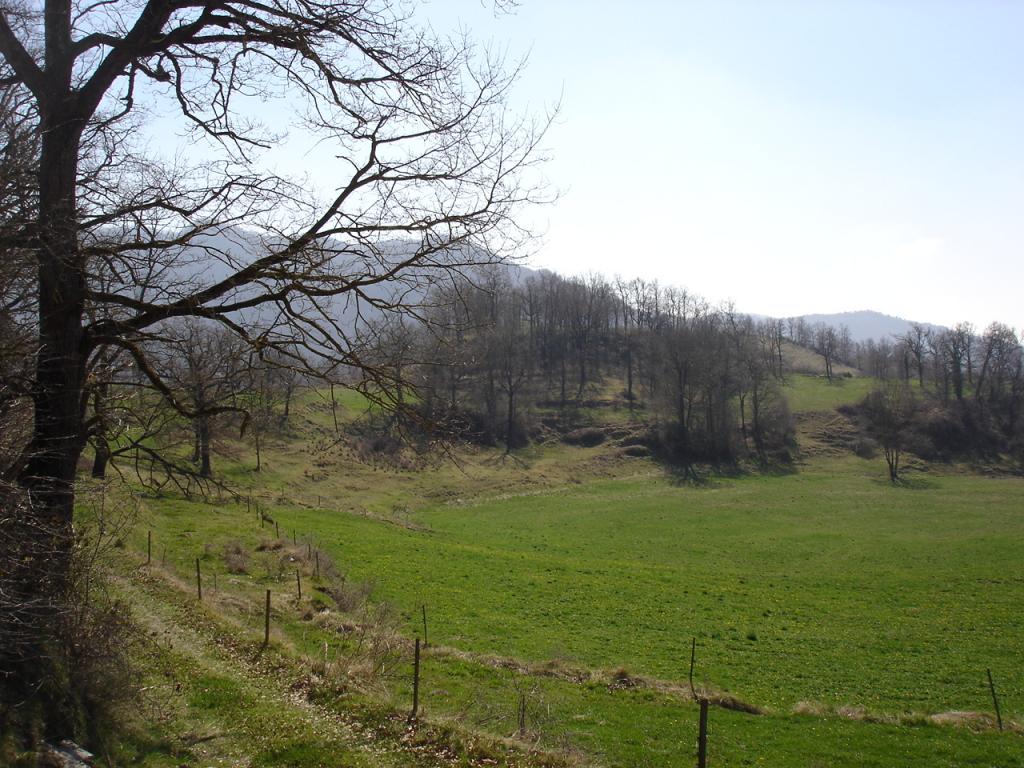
[103,375,1022,766]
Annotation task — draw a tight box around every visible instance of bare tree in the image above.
[0,0,548,734]
[813,323,838,381]
[2,0,547,549]
[862,381,918,483]
[494,286,531,451]
[152,319,250,478]
[938,323,973,402]
[900,323,929,388]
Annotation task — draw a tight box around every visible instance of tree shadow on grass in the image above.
[869,474,939,490]
[662,457,797,487]
[661,459,742,488]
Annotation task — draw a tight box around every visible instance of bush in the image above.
[852,437,879,459]
[562,428,605,447]
[322,578,375,614]
[222,541,249,574]
[620,444,651,458]
[0,484,139,753]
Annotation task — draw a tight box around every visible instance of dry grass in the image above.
[792,701,1019,733]
[782,340,861,377]
[221,540,249,574]
[425,645,764,714]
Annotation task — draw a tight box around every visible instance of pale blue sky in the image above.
[421,0,1024,329]
[143,1,1024,330]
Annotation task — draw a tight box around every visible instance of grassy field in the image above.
[99,375,1023,766]
[781,372,876,412]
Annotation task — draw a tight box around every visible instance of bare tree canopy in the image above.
[0,0,548,735]
[0,0,548,505]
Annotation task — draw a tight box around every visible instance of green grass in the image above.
[783,373,876,411]
[102,376,1024,766]
[270,457,1024,716]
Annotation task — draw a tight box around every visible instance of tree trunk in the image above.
[505,385,515,452]
[559,355,567,408]
[625,345,634,408]
[19,111,88,590]
[283,382,293,423]
[329,383,340,433]
[91,441,110,479]
[952,364,964,401]
[751,385,765,462]
[738,392,749,449]
[198,418,212,478]
[12,57,89,732]
[885,446,900,482]
[485,368,497,440]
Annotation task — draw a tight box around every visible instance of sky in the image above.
[412,0,1024,330]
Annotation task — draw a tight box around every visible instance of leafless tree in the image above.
[813,323,838,381]
[757,318,785,380]
[493,286,531,450]
[0,0,549,734]
[899,323,929,388]
[973,323,1022,428]
[150,319,250,478]
[862,381,919,483]
[938,323,973,402]
[2,0,548,552]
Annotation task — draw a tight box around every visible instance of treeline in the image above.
[787,317,1024,460]
[60,269,1022,482]
[382,269,795,466]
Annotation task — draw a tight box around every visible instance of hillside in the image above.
[50,375,1024,768]
[786,310,945,342]
[158,227,541,333]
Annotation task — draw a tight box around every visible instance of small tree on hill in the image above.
[862,382,919,483]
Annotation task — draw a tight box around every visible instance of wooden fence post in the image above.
[296,569,302,601]
[409,637,421,723]
[263,589,271,646]
[697,698,708,768]
[315,550,320,579]
[518,691,527,737]
[147,530,152,566]
[195,558,202,600]
[689,637,697,699]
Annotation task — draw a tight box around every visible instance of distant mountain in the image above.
[787,310,945,343]
[132,227,540,335]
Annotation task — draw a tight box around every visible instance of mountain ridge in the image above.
[781,310,946,343]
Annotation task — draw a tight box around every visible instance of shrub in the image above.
[562,428,605,447]
[620,444,651,458]
[0,484,139,754]
[852,437,878,459]
[322,578,376,614]
[222,541,249,574]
